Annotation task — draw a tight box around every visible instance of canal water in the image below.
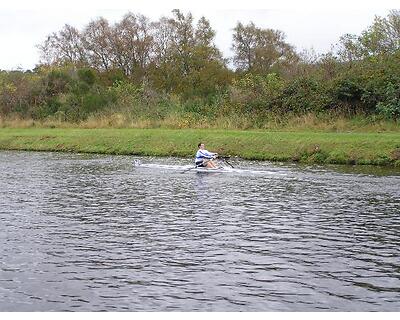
[0,151,399,311]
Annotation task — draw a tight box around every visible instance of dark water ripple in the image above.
[0,151,399,311]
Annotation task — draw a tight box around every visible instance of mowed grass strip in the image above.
[0,128,399,166]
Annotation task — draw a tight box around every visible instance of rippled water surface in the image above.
[0,151,399,311]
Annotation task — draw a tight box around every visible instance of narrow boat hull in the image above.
[133,161,233,173]
[192,167,230,173]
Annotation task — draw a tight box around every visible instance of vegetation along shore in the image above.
[1,10,399,166]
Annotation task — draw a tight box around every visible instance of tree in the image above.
[38,24,87,66]
[337,10,400,62]
[81,18,113,71]
[232,22,298,74]
[149,10,229,97]
[110,13,154,79]
[166,9,196,76]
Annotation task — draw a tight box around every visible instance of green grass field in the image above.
[0,128,399,166]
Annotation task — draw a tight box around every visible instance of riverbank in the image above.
[0,128,399,166]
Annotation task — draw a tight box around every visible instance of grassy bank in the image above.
[0,128,399,166]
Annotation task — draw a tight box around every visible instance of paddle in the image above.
[218,156,234,168]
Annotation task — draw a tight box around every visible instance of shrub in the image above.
[77,68,97,85]
[333,77,364,104]
[32,98,62,119]
[110,80,143,107]
[281,77,330,114]
[229,73,285,114]
[43,69,72,96]
[376,83,400,120]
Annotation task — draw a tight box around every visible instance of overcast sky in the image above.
[0,0,398,70]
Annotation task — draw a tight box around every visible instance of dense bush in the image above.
[228,73,285,115]
[1,57,400,124]
[376,83,400,119]
[281,77,331,114]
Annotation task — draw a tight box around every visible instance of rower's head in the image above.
[198,143,205,150]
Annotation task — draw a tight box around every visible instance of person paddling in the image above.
[195,143,218,168]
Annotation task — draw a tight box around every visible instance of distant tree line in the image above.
[0,9,399,125]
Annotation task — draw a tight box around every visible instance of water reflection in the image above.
[0,151,399,311]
